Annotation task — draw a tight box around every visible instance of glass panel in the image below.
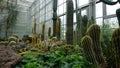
[64,15,66,24]
[81,9,87,16]
[106,3,119,15]
[96,18,103,26]
[63,3,66,13]
[58,0,64,5]
[96,2,103,18]
[60,16,64,25]
[58,5,64,15]
[73,0,76,10]
[78,0,89,7]
[104,17,119,28]
[74,13,77,23]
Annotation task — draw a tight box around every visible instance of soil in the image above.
[0,45,21,68]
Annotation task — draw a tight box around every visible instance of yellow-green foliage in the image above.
[112,28,120,68]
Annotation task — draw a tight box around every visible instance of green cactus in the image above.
[81,35,98,65]
[41,23,45,41]
[48,27,51,37]
[86,24,107,67]
[56,18,61,40]
[66,0,73,44]
[112,28,120,68]
[80,15,88,39]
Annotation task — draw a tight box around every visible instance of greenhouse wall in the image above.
[10,11,30,39]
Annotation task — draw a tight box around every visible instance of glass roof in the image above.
[4,0,35,12]
[16,0,35,12]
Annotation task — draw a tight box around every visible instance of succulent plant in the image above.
[48,27,51,37]
[80,15,88,39]
[81,35,98,65]
[56,18,61,40]
[86,24,107,67]
[33,19,37,34]
[41,23,45,41]
[112,28,120,68]
[66,0,74,44]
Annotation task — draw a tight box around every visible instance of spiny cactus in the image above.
[33,19,37,34]
[86,24,107,67]
[80,15,88,39]
[48,27,51,37]
[66,0,73,44]
[56,18,61,40]
[81,35,98,65]
[41,23,45,41]
[112,28,120,68]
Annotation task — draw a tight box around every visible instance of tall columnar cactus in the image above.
[81,35,98,65]
[53,0,58,37]
[56,18,61,40]
[112,28,120,68]
[48,27,51,37]
[33,19,37,34]
[80,15,88,39]
[41,23,45,41]
[86,24,106,67]
[66,0,73,44]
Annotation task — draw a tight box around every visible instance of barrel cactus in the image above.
[112,28,120,68]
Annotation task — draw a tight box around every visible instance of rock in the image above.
[0,45,21,68]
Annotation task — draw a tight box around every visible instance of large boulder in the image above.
[0,45,21,68]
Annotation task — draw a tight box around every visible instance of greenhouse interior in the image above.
[0,0,120,68]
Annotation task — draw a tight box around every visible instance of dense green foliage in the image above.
[101,23,116,68]
[15,45,95,68]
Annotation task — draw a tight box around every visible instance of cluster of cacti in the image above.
[41,23,45,41]
[81,24,107,68]
[86,24,106,67]
[56,18,61,40]
[81,35,98,65]
[112,28,120,68]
